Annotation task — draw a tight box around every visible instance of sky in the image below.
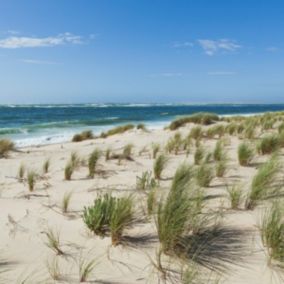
[0,0,284,104]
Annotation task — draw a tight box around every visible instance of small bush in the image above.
[238,142,254,166]
[27,171,37,192]
[83,194,116,236]
[195,164,214,187]
[169,112,219,130]
[227,184,243,209]
[257,135,280,155]
[122,143,133,159]
[216,159,227,178]
[154,154,168,180]
[0,139,15,158]
[136,171,156,191]
[260,202,284,264]
[88,149,101,178]
[152,143,160,159]
[43,158,50,174]
[100,124,134,138]
[246,155,280,210]
[110,196,133,246]
[72,130,94,142]
[194,145,205,165]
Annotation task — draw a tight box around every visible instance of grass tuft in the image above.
[227,184,243,209]
[62,191,73,214]
[79,258,96,282]
[44,228,64,255]
[72,130,94,142]
[246,155,281,210]
[195,163,214,187]
[0,139,15,158]
[88,149,101,178]
[27,170,37,192]
[100,124,134,138]
[153,154,168,180]
[43,158,50,174]
[238,142,254,166]
[257,135,280,155]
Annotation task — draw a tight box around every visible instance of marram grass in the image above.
[238,142,254,166]
[154,154,168,180]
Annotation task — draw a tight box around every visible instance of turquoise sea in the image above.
[1,104,284,147]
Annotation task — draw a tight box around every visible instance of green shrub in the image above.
[110,196,133,246]
[195,164,214,187]
[169,112,219,130]
[72,130,94,142]
[246,156,280,209]
[261,202,284,264]
[83,193,116,236]
[88,149,101,178]
[194,145,205,165]
[100,124,134,138]
[257,135,280,155]
[154,154,168,180]
[238,142,254,166]
[227,184,243,209]
[0,139,15,158]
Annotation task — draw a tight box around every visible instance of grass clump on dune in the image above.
[189,126,203,140]
[88,149,101,178]
[79,258,96,283]
[213,140,226,162]
[260,202,284,264]
[227,184,243,210]
[64,152,80,180]
[157,163,204,254]
[216,159,228,178]
[100,124,134,138]
[83,194,134,246]
[18,163,25,180]
[0,139,15,158]
[136,171,156,191]
[257,135,280,155]
[43,158,50,174]
[72,130,94,142]
[246,155,281,210]
[195,163,214,187]
[152,143,160,159]
[157,164,193,253]
[62,191,73,214]
[154,154,168,180]
[238,142,254,166]
[169,112,219,130]
[194,145,205,165]
[27,170,37,192]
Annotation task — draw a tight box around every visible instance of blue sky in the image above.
[0,0,284,104]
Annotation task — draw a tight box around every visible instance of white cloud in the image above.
[197,39,241,56]
[208,71,236,76]
[0,32,83,48]
[173,41,193,48]
[20,59,60,65]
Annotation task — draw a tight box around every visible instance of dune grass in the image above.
[260,202,284,265]
[216,159,228,178]
[79,258,96,282]
[136,171,156,191]
[137,123,147,131]
[100,124,134,138]
[189,126,203,140]
[227,184,243,210]
[18,163,25,180]
[105,147,112,161]
[47,258,62,281]
[147,188,157,216]
[156,163,205,255]
[122,143,134,159]
[0,139,15,158]
[83,193,115,236]
[110,195,133,246]
[238,142,254,166]
[154,154,168,180]
[152,143,160,159]
[195,163,214,187]
[64,152,80,180]
[213,141,226,162]
[194,145,205,165]
[169,112,219,130]
[257,135,280,155]
[43,158,50,174]
[44,228,64,255]
[88,149,101,178]
[62,191,73,214]
[27,170,37,192]
[72,130,94,142]
[246,155,281,210]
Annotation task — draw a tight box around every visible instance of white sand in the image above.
[0,124,282,283]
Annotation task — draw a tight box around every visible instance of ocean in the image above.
[1,103,284,147]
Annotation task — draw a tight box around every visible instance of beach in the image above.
[1,111,284,283]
